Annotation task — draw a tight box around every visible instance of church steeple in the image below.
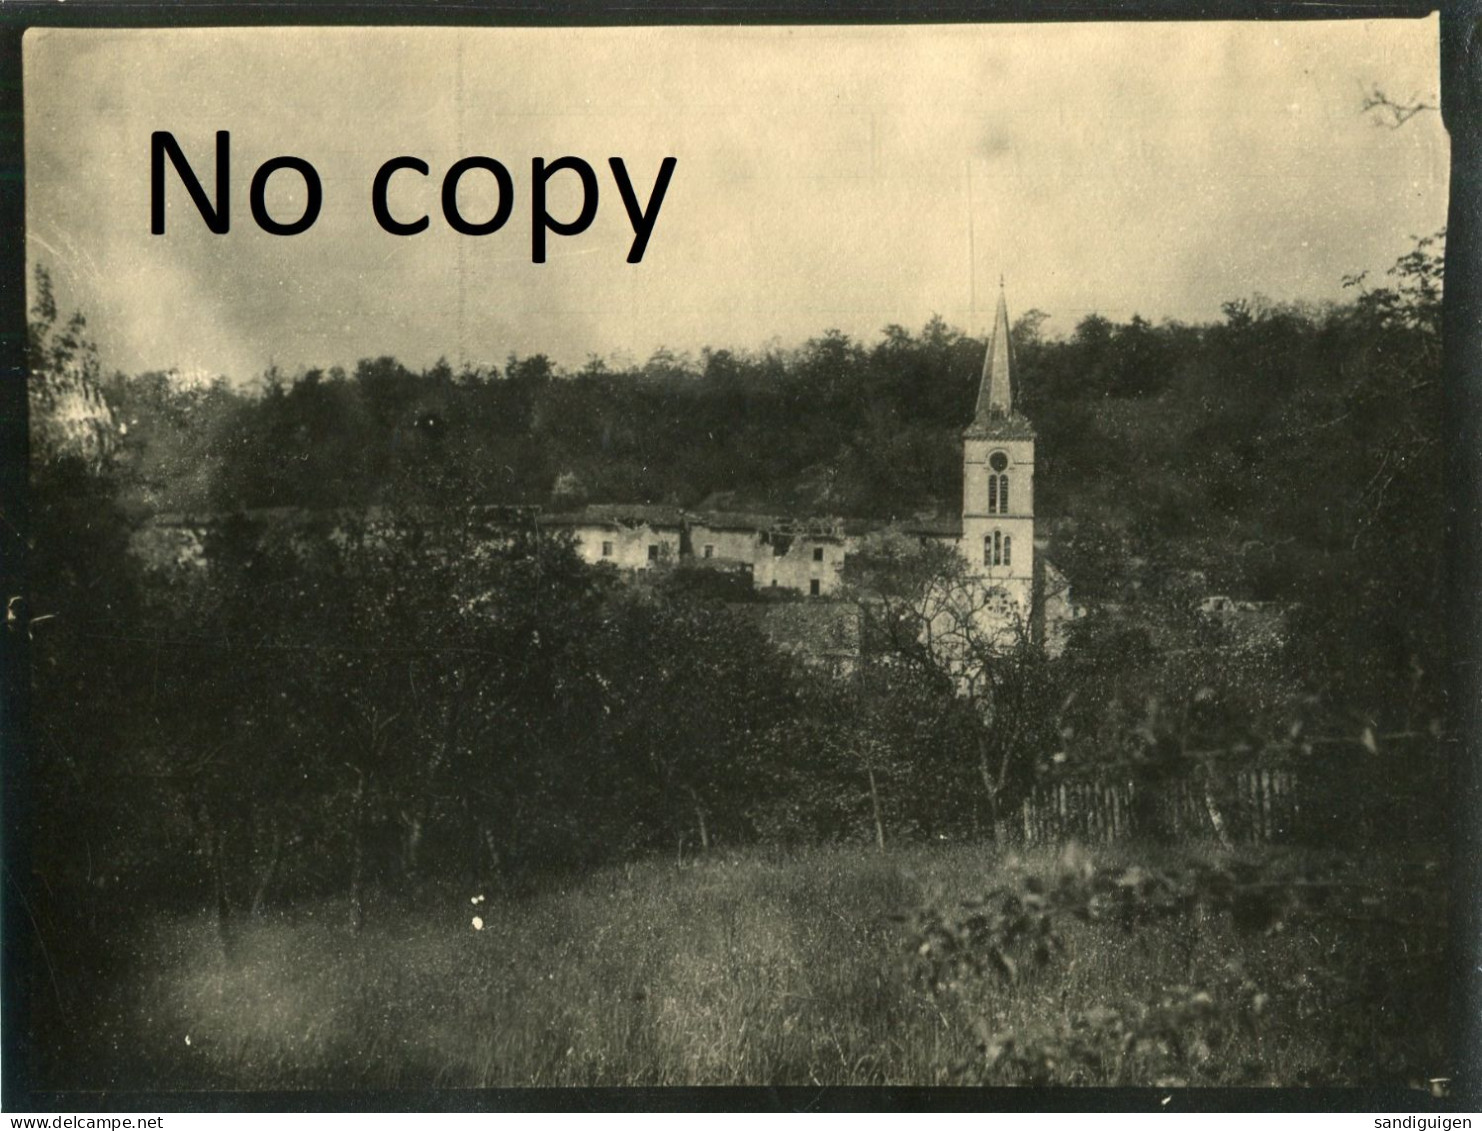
[959,272,1036,633]
[965,281,1032,442]
[973,280,1015,423]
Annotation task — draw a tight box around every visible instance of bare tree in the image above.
[844,533,1058,840]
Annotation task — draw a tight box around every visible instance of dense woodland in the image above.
[22,233,1449,977]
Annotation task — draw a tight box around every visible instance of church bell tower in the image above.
[961,282,1035,628]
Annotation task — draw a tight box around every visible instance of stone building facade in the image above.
[540,505,850,599]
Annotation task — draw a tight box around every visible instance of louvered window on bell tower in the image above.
[987,472,1009,514]
[987,451,1011,515]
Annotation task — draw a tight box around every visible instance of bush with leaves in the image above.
[905,845,1448,1088]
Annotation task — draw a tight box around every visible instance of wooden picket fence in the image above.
[1017,730,1452,846]
[1020,765,1305,846]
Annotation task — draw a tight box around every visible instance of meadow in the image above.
[42,840,1448,1092]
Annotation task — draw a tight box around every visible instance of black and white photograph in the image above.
[12,16,1471,1102]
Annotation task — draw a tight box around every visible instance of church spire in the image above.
[973,279,1015,422]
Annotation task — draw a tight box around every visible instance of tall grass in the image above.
[50,842,1445,1090]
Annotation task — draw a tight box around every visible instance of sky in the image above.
[25,21,1448,384]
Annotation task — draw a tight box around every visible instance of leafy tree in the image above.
[586,590,802,852]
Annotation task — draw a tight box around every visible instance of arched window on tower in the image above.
[983,535,993,566]
[993,530,1003,565]
[988,473,997,513]
[1003,535,1012,566]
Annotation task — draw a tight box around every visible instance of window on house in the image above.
[812,547,824,562]
[810,579,821,596]
[647,544,659,561]
[703,544,714,558]
[601,541,614,557]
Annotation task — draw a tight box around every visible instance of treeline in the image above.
[105,327,980,521]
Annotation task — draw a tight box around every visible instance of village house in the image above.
[538,505,850,598]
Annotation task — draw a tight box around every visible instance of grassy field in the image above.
[43,841,1448,1090]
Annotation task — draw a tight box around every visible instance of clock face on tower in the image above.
[989,451,1009,472]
